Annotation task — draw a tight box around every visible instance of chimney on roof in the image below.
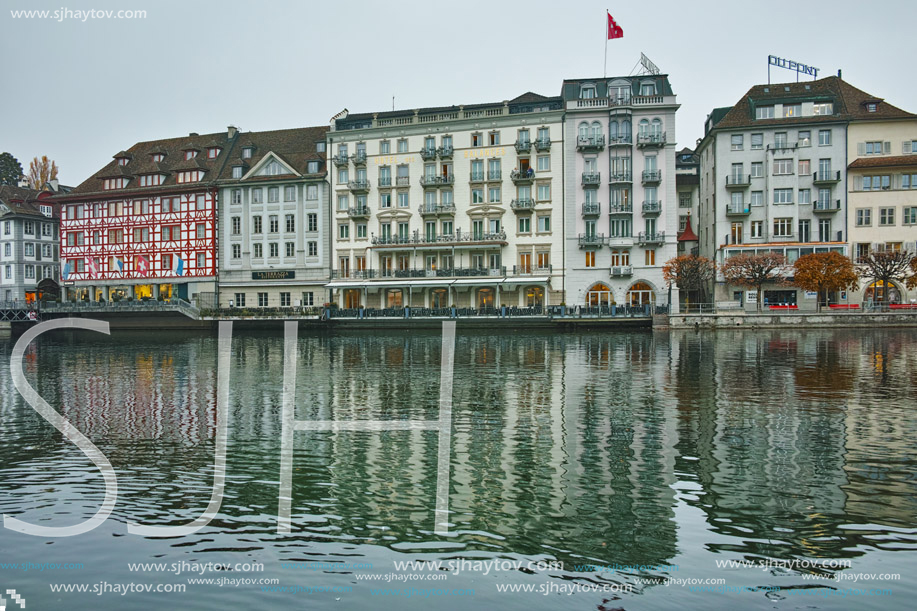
[189,132,199,137]
[17,177,29,188]
[228,125,238,138]
[48,179,60,192]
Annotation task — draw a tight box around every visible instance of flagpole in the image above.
[604,10,608,78]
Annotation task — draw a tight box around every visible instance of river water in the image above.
[0,325,915,610]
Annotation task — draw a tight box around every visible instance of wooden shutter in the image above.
[857,142,865,156]
[884,141,891,154]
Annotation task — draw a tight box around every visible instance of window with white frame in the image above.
[879,207,895,226]
[798,188,811,204]
[856,209,871,226]
[307,213,317,232]
[731,134,743,151]
[773,217,793,237]
[232,244,240,259]
[773,159,793,175]
[755,105,775,119]
[308,241,317,256]
[284,186,296,201]
[818,130,831,146]
[751,133,763,150]
[232,189,241,204]
[751,162,764,178]
[774,188,793,204]
[751,220,763,238]
[306,185,318,200]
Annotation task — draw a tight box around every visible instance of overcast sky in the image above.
[3,0,915,185]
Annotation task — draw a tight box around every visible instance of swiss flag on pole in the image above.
[136,255,149,276]
[608,12,623,39]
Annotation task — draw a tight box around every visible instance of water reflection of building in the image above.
[668,329,917,560]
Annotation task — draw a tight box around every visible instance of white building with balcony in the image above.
[561,75,680,309]
[697,75,912,308]
[325,93,565,312]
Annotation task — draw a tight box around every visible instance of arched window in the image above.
[431,288,448,309]
[590,121,603,140]
[578,122,590,139]
[627,282,655,306]
[651,118,663,137]
[477,288,494,310]
[609,79,631,103]
[525,286,544,308]
[621,120,632,140]
[586,282,614,307]
[609,121,618,141]
[639,119,650,136]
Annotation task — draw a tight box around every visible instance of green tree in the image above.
[0,152,23,186]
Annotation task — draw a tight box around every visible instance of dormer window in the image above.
[316,142,326,153]
[40,205,53,217]
[103,177,129,190]
[207,147,221,159]
[176,170,203,184]
[151,153,164,163]
[640,81,656,96]
[232,166,243,179]
[580,83,596,99]
[138,174,164,187]
[117,157,129,166]
[756,105,776,120]
[263,160,284,176]
[184,150,198,161]
[866,103,878,113]
[813,102,834,115]
[242,147,253,159]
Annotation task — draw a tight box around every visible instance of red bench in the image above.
[768,305,798,310]
[890,304,917,310]
[829,304,860,309]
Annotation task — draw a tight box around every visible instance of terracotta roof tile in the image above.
[848,154,917,170]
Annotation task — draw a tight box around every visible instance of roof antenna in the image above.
[393,96,395,111]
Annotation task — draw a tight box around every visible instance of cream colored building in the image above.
[847,116,917,304]
[325,94,565,311]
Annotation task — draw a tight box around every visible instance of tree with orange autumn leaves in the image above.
[792,251,858,311]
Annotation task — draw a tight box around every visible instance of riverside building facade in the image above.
[325,93,565,310]
[216,126,330,309]
[696,76,903,307]
[57,131,230,303]
[0,185,60,304]
[560,75,681,309]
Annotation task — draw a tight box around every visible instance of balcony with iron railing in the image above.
[420,174,455,187]
[396,176,410,186]
[608,135,632,147]
[609,172,632,184]
[534,138,551,151]
[642,200,661,215]
[576,135,605,151]
[487,170,502,181]
[469,171,485,183]
[637,231,665,245]
[608,203,633,214]
[610,265,633,277]
[641,170,661,184]
[377,266,507,279]
[438,145,453,159]
[582,202,601,217]
[725,174,751,189]
[582,172,601,186]
[378,177,392,188]
[371,229,507,247]
[510,169,536,184]
[813,199,841,213]
[813,170,841,184]
[348,179,371,193]
[331,269,377,279]
[419,146,437,161]
[578,233,607,248]
[510,198,536,211]
[515,140,532,153]
[418,203,457,216]
[637,133,666,147]
[351,150,367,165]
[725,203,751,216]
[512,264,552,276]
[332,153,349,167]
[347,206,371,218]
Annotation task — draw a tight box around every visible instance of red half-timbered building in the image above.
[56,129,238,303]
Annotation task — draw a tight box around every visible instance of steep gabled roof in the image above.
[215,126,328,181]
